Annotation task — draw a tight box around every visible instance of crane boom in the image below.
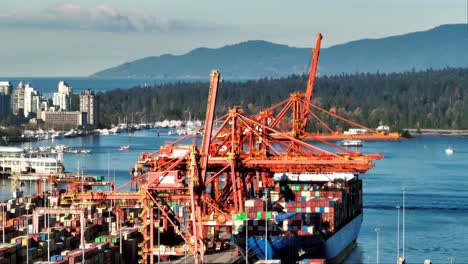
[302,33,323,130]
[200,70,222,179]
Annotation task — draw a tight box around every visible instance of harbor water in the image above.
[2,130,467,263]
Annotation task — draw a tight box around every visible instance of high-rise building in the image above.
[53,81,73,111]
[79,89,99,127]
[24,83,39,118]
[0,95,10,119]
[0,81,12,119]
[36,96,50,121]
[0,81,12,95]
[12,82,25,116]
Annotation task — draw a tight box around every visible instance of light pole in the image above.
[107,152,110,182]
[402,188,406,259]
[264,191,268,261]
[119,210,122,255]
[396,205,400,259]
[81,166,87,194]
[375,227,381,264]
[81,209,85,264]
[26,203,29,264]
[1,203,5,244]
[245,218,248,264]
[47,192,50,263]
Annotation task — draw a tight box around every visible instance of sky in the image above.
[0,0,466,77]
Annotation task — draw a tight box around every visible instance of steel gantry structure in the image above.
[263,33,400,141]
[128,69,381,263]
[58,34,393,264]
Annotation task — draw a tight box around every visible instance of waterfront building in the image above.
[0,146,63,174]
[42,111,86,129]
[12,82,25,115]
[79,89,99,127]
[53,81,73,111]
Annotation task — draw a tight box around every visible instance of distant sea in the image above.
[0,77,195,97]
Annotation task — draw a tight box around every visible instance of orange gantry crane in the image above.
[127,70,381,264]
[264,33,400,141]
[59,34,394,263]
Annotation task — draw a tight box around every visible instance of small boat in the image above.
[341,139,363,147]
[445,147,454,155]
[118,145,130,151]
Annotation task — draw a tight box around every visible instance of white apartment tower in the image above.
[53,81,73,111]
[24,83,39,118]
[79,89,98,126]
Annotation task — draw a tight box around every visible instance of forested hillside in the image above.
[97,67,468,130]
[92,24,468,79]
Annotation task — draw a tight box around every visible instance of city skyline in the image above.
[0,79,98,128]
[0,0,466,77]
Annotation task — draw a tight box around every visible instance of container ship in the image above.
[232,172,362,263]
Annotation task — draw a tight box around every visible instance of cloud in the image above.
[0,3,201,33]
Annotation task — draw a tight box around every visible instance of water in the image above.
[346,137,468,264]
[3,133,467,263]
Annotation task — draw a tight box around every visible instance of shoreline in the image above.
[405,129,468,136]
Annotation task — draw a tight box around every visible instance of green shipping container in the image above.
[256,212,262,219]
[238,212,247,220]
[94,176,104,182]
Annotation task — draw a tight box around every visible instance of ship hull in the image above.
[235,213,363,263]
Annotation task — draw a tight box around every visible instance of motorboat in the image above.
[340,139,363,147]
[118,145,130,151]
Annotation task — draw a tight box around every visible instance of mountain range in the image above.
[91,24,468,79]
